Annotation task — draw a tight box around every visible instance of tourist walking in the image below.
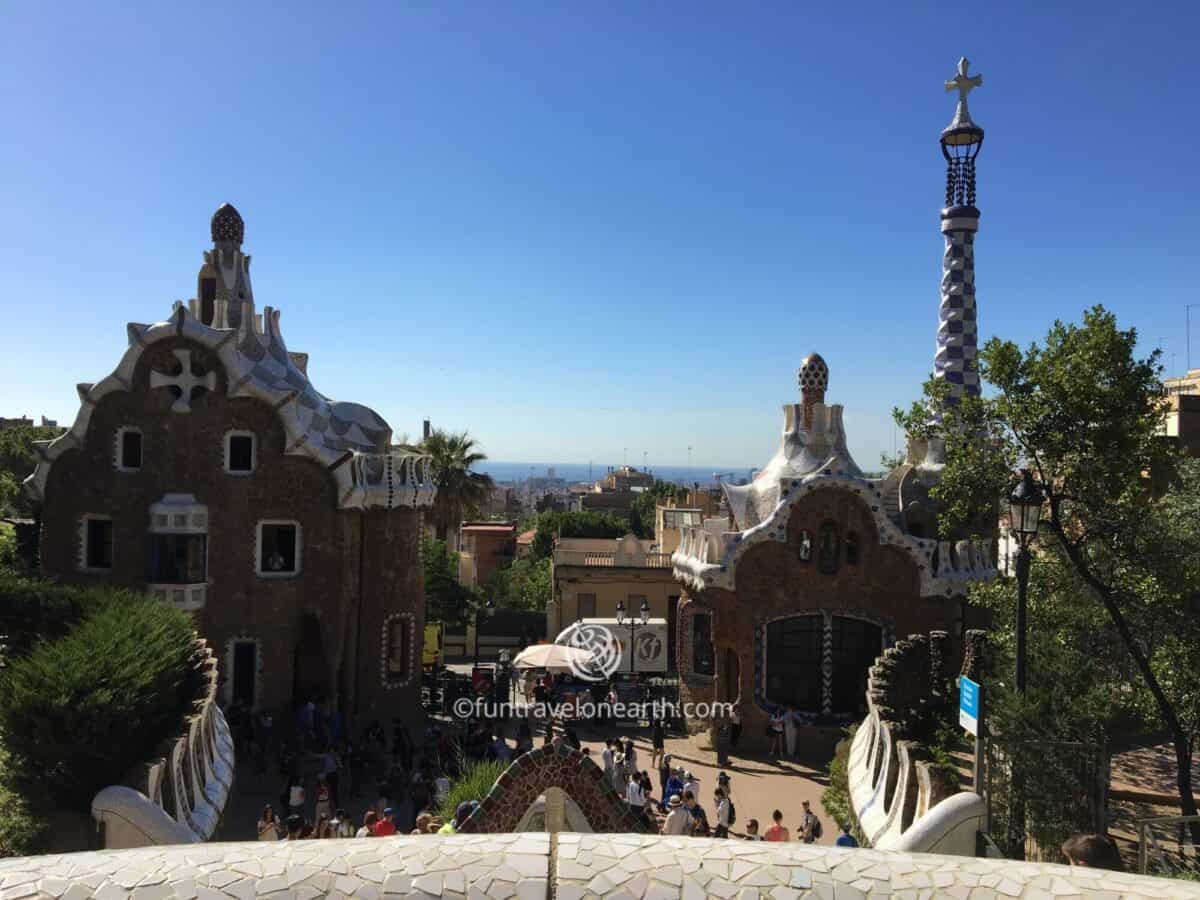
[373,808,398,836]
[287,776,305,818]
[799,800,821,844]
[713,788,731,838]
[601,739,614,777]
[612,753,627,793]
[650,719,665,769]
[683,770,701,801]
[314,774,332,822]
[626,771,646,815]
[768,708,785,757]
[662,795,689,835]
[624,738,637,771]
[765,809,789,842]
[658,753,672,800]
[257,804,280,841]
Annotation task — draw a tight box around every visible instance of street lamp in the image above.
[473,596,495,668]
[615,598,651,675]
[1008,469,1044,695]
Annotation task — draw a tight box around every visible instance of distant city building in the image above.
[25,204,435,721]
[458,521,517,588]
[0,415,58,430]
[1163,369,1200,454]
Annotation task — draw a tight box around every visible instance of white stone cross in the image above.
[945,57,982,103]
[151,349,216,413]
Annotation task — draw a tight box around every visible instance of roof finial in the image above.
[798,352,829,430]
[943,57,983,133]
[211,203,245,245]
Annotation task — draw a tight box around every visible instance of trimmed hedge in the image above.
[0,587,202,813]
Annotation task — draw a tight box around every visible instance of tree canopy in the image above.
[0,425,63,517]
[417,429,496,542]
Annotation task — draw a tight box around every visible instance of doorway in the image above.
[232,640,257,707]
[292,614,331,704]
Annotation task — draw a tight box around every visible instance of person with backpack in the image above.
[713,787,733,838]
[799,799,822,843]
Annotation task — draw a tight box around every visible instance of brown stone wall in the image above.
[676,487,985,746]
[39,335,424,722]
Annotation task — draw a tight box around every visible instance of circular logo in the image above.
[565,623,621,681]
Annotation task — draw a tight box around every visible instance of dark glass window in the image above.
[228,434,255,472]
[387,620,410,676]
[765,615,823,712]
[845,531,860,566]
[576,593,596,619]
[200,277,216,325]
[692,612,715,676]
[830,616,883,715]
[260,524,298,574]
[85,519,113,569]
[120,430,142,470]
[818,521,839,574]
[146,534,207,583]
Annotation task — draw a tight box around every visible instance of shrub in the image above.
[0,593,202,812]
[0,572,105,656]
[437,758,508,823]
[0,764,44,857]
[823,724,866,846]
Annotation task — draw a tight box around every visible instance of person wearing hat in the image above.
[716,770,732,799]
[683,770,701,801]
[372,808,397,836]
[438,800,479,834]
[662,794,690,835]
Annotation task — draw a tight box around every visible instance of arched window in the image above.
[381,613,415,689]
[818,521,839,574]
[845,531,860,566]
[797,530,813,562]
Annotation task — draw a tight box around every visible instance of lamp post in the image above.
[1009,469,1044,695]
[615,597,650,675]
[472,596,495,669]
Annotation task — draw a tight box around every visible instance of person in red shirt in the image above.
[765,809,790,842]
[372,808,397,836]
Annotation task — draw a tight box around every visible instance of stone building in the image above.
[670,62,997,744]
[24,204,435,722]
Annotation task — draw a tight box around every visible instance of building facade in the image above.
[25,204,435,722]
[458,521,517,588]
[670,64,997,743]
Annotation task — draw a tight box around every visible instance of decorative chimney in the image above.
[798,352,829,430]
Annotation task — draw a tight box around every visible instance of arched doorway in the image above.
[292,614,331,704]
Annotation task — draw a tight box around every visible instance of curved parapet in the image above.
[91,642,235,848]
[0,833,1191,898]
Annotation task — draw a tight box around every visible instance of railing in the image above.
[91,641,235,848]
[1137,814,1200,878]
[552,550,672,568]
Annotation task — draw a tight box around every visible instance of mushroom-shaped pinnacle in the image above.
[798,353,829,430]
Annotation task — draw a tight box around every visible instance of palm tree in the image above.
[419,429,496,542]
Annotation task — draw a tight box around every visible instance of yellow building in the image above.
[546,534,683,671]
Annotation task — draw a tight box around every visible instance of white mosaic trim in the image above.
[0,833,1190,899]
[113,426,142,473]
[380,612,417,689]
[673,471,996,598]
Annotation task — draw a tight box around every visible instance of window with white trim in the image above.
[225,431,256,475]
[257,521,301,577]
[381,613,415,688]
[81,516,113,571]
[116,427,143,472]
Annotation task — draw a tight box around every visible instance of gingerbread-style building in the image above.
[25,204,435,722]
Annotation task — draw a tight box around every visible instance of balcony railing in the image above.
[553,550,672,568]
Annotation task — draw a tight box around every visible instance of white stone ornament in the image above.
[150,349,215,412]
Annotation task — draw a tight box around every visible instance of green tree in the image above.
[527,510,630,561]
[630,480,689,539]
[418,430,496,542]
[488,557,552,612]
[897,306,1200,831]
[423,536,477,626]
[0,425,63,516]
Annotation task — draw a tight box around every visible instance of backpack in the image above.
[727,801,736,826]
[812,816,823,839]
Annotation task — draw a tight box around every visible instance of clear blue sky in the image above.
[3,2,1198,471]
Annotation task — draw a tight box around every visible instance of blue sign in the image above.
[959,676,981,736]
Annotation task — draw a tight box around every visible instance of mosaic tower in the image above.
[935,58,985,406]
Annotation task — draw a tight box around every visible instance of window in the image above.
[116,428,142,471]
[765,615,824,712]
[692,612,715,676]
[830,617,883,715]
[387,620,410,676]
[146,533,207,583]
[225,431,256,474]
[200,277,216,325]
[257,521,300,576]
[818,521,839,575]
[576,593,596,619]
[845,531,860,566]
[82,517,113,571]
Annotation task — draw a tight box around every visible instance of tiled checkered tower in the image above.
[935,58,985,407]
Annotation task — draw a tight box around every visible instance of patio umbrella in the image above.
[511,643,595,672]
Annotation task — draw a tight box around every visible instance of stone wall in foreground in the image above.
[0,833,1193,899]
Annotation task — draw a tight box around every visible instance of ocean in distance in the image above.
[477,461,756,486]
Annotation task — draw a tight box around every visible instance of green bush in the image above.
[0,572,106,656]
[0,593,202,812]
[823,725,866,846]
[437,758,508,823]
[0,761,44,857]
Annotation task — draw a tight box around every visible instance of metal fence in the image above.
[1136,814,1200,878]
[986,738,1108,861]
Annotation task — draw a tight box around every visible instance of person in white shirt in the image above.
[714,788,731,838]
[601,740,614,776]
[626,776,645,811]
[662,795,690,835]
[683,771,701,801]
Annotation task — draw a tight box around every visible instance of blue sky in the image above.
[3,2,1198,471]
